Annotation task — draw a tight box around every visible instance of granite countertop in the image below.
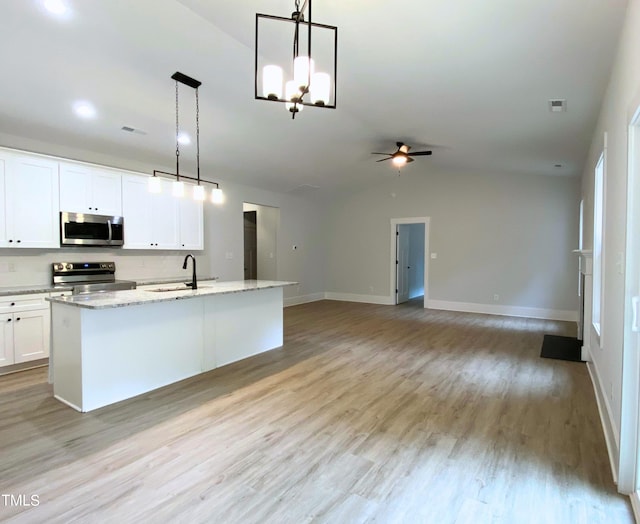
[0,284,73,297]
[47,280,298,310]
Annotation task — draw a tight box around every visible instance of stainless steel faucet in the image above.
[182,254,197,290]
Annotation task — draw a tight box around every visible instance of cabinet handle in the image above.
[10,302,15,306]
[16,240,21,243]
[16,317,20,321]
[8,240,12,243]
[7,318,11,322]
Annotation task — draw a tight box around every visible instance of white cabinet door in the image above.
[0,314,14,366]
[122,174,154,249]
[5,155,59,248]
[60,163,122,216]
[153,180,180,249]
[0,155,7,247]
[13,309,49,363]
[178,196,203,250]
[59,162,92,214]
[91,169,122,216]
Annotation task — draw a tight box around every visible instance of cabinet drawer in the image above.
[0,293,49,314]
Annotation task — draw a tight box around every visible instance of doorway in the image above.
[619,105,640,513]
[243,203,279,281]
[390,217,430,307]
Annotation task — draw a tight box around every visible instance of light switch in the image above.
[430,253,438,259]
[225,252,233,260]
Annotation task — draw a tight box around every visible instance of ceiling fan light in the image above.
[262,65,283,100]
[172,180,185,197]
[293,56,314,91]
[392,155,408,167]
[310,72,330,106]
[210,187,224,204]
[148,175,162,194]
[193,184,205,201]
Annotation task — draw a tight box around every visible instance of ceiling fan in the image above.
[372,142,433,167]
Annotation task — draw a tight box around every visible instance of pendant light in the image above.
[255,0,337,119]
[151,72,225,204]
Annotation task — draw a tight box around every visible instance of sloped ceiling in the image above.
[0,0,629,193]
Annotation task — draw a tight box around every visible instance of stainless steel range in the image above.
[52,261,137,295]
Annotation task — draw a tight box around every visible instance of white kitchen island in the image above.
[47,280,297,412]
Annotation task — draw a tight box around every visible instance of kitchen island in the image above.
[47,280,297,412]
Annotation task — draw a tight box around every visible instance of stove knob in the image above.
[65,264,72,270]
[108,263,114,269]
[56,264,64,271]
[101,263,107,268]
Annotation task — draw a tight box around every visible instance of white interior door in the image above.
[396,224,410,304]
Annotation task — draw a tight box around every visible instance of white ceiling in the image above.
[0,0,629,194]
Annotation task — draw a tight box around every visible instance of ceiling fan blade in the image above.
[376,157,392,162]
[408,151,433,156]
[371,152,392,155]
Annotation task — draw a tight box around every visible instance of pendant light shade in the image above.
[310,72,330,106]
[193,184,205,201]
[262,65,283,100]
[172,180,185,197]
[210,186,224,204]
[148,175,162,194]
[293,56,314,91]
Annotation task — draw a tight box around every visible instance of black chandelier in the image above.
[255,0,337,119]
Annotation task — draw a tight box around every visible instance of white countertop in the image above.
[46,280,298,310]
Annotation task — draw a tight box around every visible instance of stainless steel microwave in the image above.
[60,212,124,247]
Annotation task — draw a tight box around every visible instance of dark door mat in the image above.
[540,335,584,362]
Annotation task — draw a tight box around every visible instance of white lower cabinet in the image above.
[0,293,50,368]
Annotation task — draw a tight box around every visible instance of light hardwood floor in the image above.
[0,300,634,523]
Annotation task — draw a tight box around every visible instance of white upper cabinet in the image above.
[122,175,180,250]
[1,152,59,249]
[59,162,122,216]
[178,196,204,250]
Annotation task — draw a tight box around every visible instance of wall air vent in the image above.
[121,126,147,135]
[548,99,567,112]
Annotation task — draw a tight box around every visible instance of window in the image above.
[593,149,605,336]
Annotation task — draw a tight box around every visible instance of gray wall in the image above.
[325,167,580,313]
[580,0,640,459]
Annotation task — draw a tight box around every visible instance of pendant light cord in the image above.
[175,79,180,181]
[196,87,200,185]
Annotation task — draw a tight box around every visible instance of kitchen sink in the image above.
[145,285,194,293]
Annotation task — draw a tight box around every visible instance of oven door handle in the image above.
[107,219,112,243]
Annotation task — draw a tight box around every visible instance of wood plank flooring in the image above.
[0,300,634,523]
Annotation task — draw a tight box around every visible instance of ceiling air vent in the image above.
[121,126,147,135]
[548,99,566,112]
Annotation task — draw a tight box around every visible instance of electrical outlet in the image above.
[430,253,438,259]
[493,294,499,302]
[225,252,233,260]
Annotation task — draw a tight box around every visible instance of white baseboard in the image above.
[587,360,620,484]
[324,292,394,306]
[284,293,325,307]
[630,491,640,522]
[425,299,578,322]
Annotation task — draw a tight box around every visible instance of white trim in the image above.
[325,292,394,306]
[389,217,430,307]
[283,293,324,307]
[630,491,640,522]
[425,299,577,322]
[587,360,620,484]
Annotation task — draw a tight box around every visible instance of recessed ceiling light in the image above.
[548,99,567,112]
[43,0,69,16]
[73,101,96,119]
[177,132,191,145]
